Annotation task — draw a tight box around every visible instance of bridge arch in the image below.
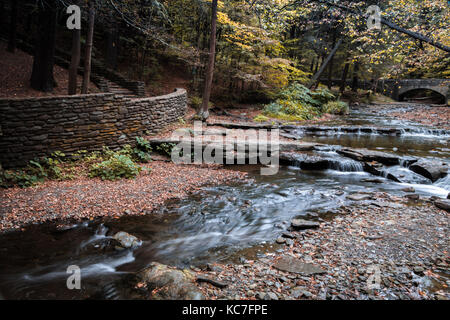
[398,87,448,104]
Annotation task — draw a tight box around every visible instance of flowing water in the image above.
[0,105,448,299]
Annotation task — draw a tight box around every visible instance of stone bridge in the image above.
[323,78,449,104]
[376,79,449,104]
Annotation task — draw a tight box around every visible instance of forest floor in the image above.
[193,193,449,300]
[0,162,246,232]
[0,42,99,98]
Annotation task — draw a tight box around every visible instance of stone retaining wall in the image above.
[0,89,187,168]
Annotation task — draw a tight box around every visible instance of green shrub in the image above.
[133,137,152,163]
[310,88,336,106]
[0,160,48,188]
[262,82,347,121]
[276,83,321,108]
[190,96,203,109]
[156,142,177,157]
[89,154,141,181]
[323,100,349,115]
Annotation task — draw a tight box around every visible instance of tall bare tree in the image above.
[81,1,95,94]
[7,0,18,53]
[199,0,218,120]
[30,1,58,92]
[68,1,81,95]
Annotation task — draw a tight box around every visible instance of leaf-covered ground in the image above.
[0,161,247,233]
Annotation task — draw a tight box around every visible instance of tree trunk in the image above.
[327,29,337,89]
[106,14,119,70]
[82,1,95,94]
[0,1,4,30]
[308,39,343,89]
[7,0,18,53]
[351,61,359,92]
[199,0,218,120]
[68,21,81,95]
[310,58,316,72]
[30,4,57,92]
[340,62,350,93]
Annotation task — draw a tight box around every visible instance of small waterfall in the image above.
[329,159,364,172]
[435,175,450,191]
[402,127,450,138]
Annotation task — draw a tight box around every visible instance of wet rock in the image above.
[285,239,295,246]
[281,232,296,239]
[413,266,425,275]
[434,199,450,212]
[113,231,141,249]
[401,187,415,193]
[276,237,286,244]
[371,201,403,209]
[409,160,448,182]
[81,237,122,254]
[196,276,228,288]
[138,262,204,300]
[256,292,265,300]
[273,255,326,275]
[291,219,320,230]
[361,178,384,183]
[263,292,279,300]
[363,163,402,182]
[291,286,313,298]
[337,148,400,165]
[346,193,372,201]
[405,194,420,201]
[206,264,223,273]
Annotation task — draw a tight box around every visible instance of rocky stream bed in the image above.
[0,103,448,300]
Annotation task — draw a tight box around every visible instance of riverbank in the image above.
[193,193,449,300]
[0,161,247,233]
[366,103,450,130]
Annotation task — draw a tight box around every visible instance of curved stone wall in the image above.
[0,89,187,168]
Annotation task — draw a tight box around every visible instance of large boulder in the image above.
[138,262,204,300]
[409,160,448,182]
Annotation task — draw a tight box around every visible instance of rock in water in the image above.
[405,194,419,201]
[401,187,415,193]
[138,262,204,300]
[346,193,372,201]
[361,178,384,183]
[434,199,450,212]
[337,148,400,165]
[290,219,320,230]
[273,255,326,275]
[113,231,141,249]
[409,160,448,182]
[276,237,286,244]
